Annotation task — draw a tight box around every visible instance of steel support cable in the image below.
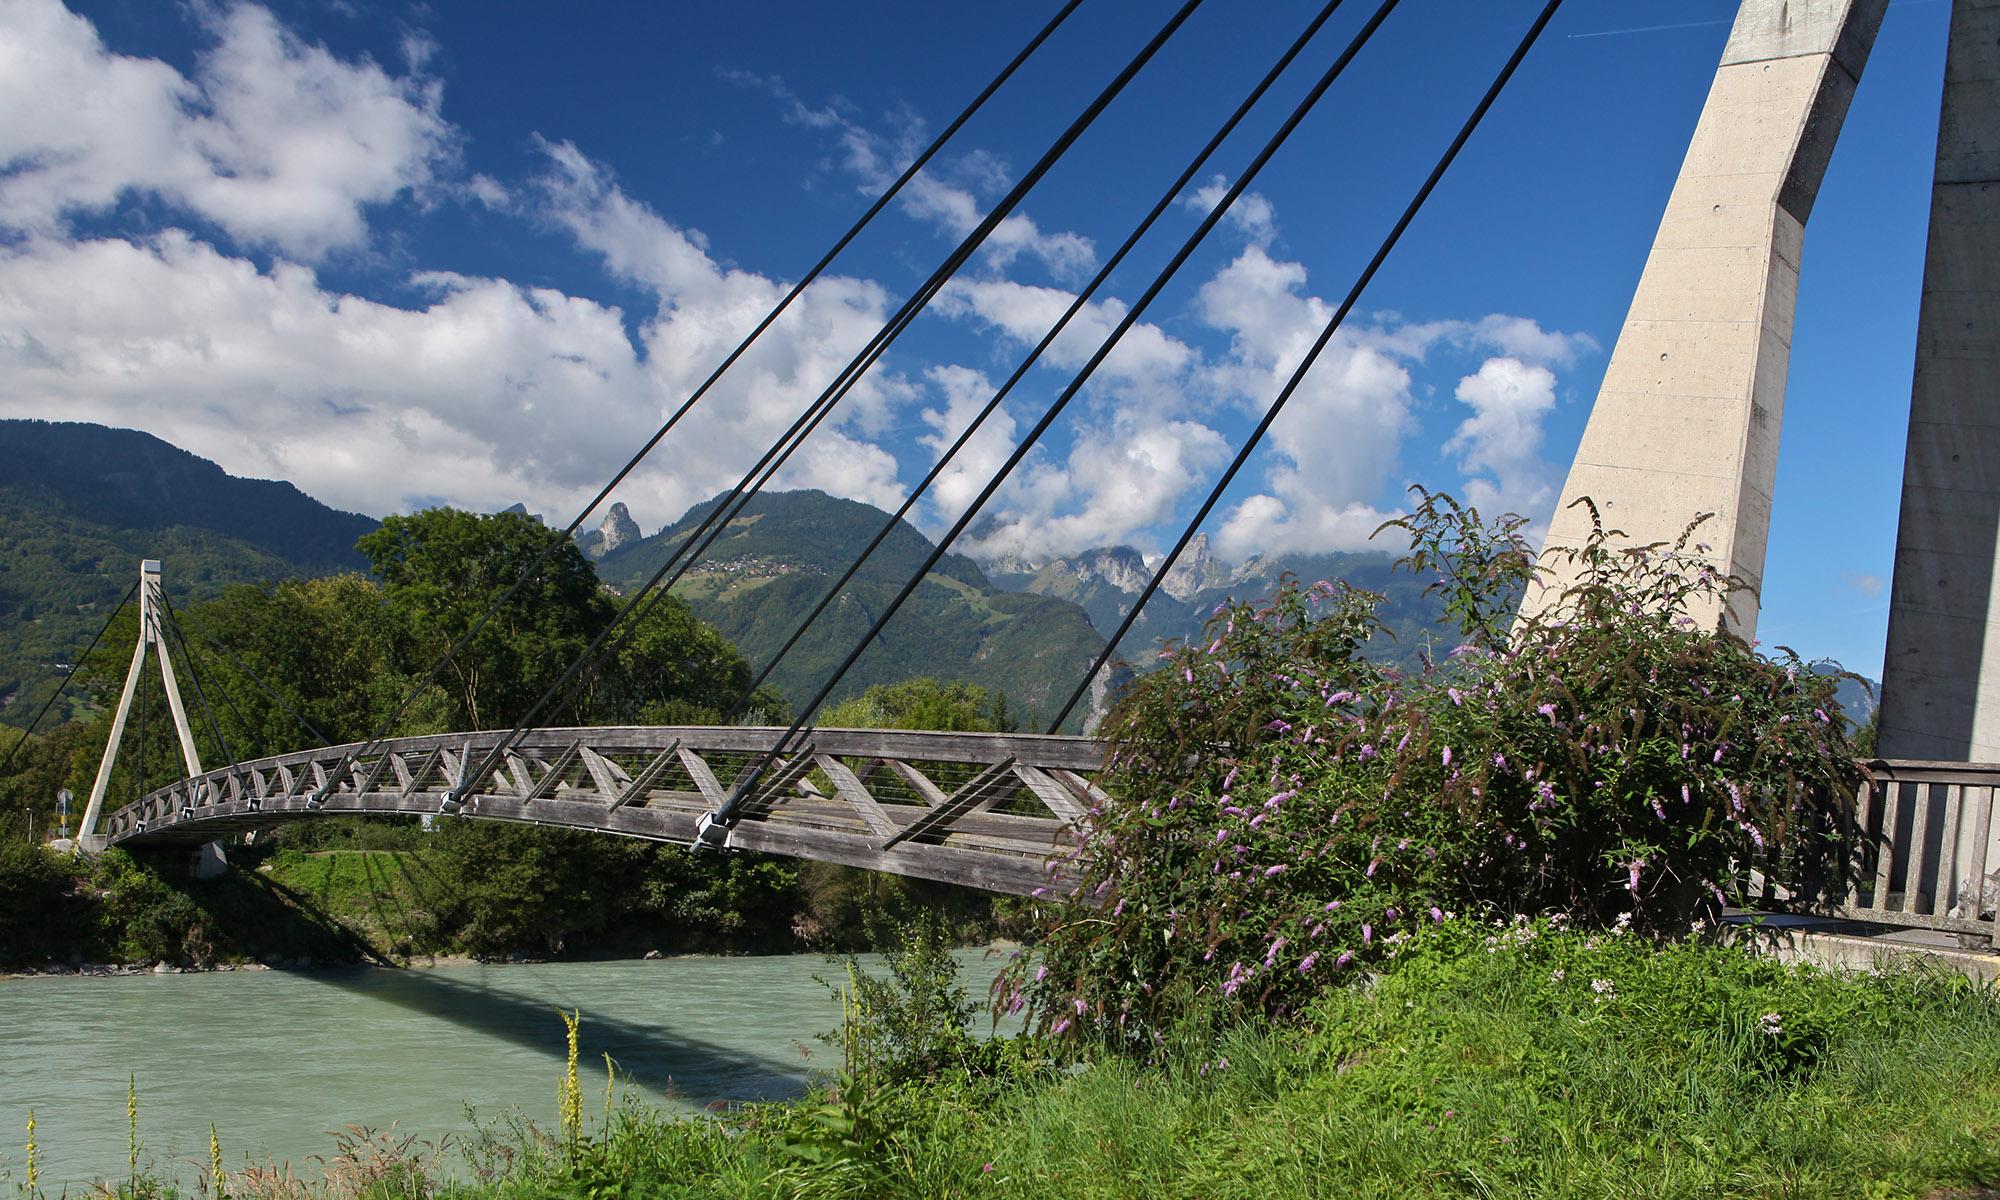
[0,582,138,779]
[324,0,1086,782]
[174,622,273,764]
[452,0,1210,803]
[736,0,1355,709]
[172,607,330,749]
[1047,0,1566,734]
[155,594,237,770]
[522,0,1213,734]
[706,0,1406,836]
[161,594,277,769]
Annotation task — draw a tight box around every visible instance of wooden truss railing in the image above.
[101,727,1106,897]
[1748,758,2000,946]
[102,735,2000,934]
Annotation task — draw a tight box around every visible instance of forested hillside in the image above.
[0,421,379,727]
[596,491,1112,730]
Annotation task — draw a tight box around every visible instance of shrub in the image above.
[1005,494,1865,1050]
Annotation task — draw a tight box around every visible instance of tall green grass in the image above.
[438,925,2000,1200]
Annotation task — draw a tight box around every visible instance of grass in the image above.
[261,848,444,959]
[23,923,2000,1199]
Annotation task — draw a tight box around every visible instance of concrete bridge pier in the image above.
[1521,0,1888,633]
[1877,0,2000,910]
[1880,0,2000,763]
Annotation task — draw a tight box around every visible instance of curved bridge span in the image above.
[102,727,1108,897]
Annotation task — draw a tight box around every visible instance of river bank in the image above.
[0,824,1026,974]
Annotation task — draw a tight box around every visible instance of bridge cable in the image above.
[326,0,1087,780]
[707,0,1409,831]
[734,0,1356,711]
[510,0,1211,741]
[0,581,138,779]
[1046,0,1566,734]
[169,606,330,749]
[157,594,246,767]
[451,0,1209,802]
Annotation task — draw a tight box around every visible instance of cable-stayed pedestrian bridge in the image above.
[98,726,1104,898]
[21,0,1999,950]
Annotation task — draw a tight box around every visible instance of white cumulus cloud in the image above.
[1445,356,1560,521]
[0,0,454,260]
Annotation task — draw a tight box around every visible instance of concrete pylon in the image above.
[1520,0,1887,634]
[1879,0,2000,760]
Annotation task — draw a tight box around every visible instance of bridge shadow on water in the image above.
[230,864,826,1108]
[292,960,824,1107]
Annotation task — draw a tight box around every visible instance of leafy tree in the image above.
[819,678,1017,733]
[359,509,612,730]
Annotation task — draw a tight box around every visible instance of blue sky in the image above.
[0,1,1953,677]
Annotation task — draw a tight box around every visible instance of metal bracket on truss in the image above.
[692,810,730,851]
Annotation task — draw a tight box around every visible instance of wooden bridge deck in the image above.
[103,727,1107,897]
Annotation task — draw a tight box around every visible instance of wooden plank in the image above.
[526,741,582,801]
[1938,783,1965,917]
[1871,781,1903,913]
[738,747,818,815]
[1845,778,1869,906]
[676,748,727,807]
[1906,782,1935,915]
[1013,764,1090,825]
[883,758,1018,850]
[504,753,538,798]
[578,746,629,800]
[886,760,949,808]
[1052,768,1111,810]
[610,740,681,811]
[813,754,898,838]
[727,820,1056,897]
[399,748,443,799]
[438,747,464,790]
[1963,785,1994,919]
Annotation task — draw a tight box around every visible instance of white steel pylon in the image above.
[75,560,204,849]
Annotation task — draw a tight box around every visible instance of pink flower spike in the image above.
[1362,924,1373,945]
[1442,746,1453,767]
[1264,864,1288,877]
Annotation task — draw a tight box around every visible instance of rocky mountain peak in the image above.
[1070,545,1152,594]
[1160,532,1212,602]
[577,501,642,559]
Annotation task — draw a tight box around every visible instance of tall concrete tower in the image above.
[1877,0,2000,760]
[1521,0,1888,633]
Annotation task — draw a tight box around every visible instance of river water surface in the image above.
[0,953,1006,1190]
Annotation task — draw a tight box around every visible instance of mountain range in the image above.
[0,420,1880,737]
[984,533,1449,668]
[594,490,1117,729]
[0,420,377,725]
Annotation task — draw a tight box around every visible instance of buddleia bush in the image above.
[1002,493,1864,1052]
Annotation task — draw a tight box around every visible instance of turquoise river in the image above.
[0,952,1008,1190]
